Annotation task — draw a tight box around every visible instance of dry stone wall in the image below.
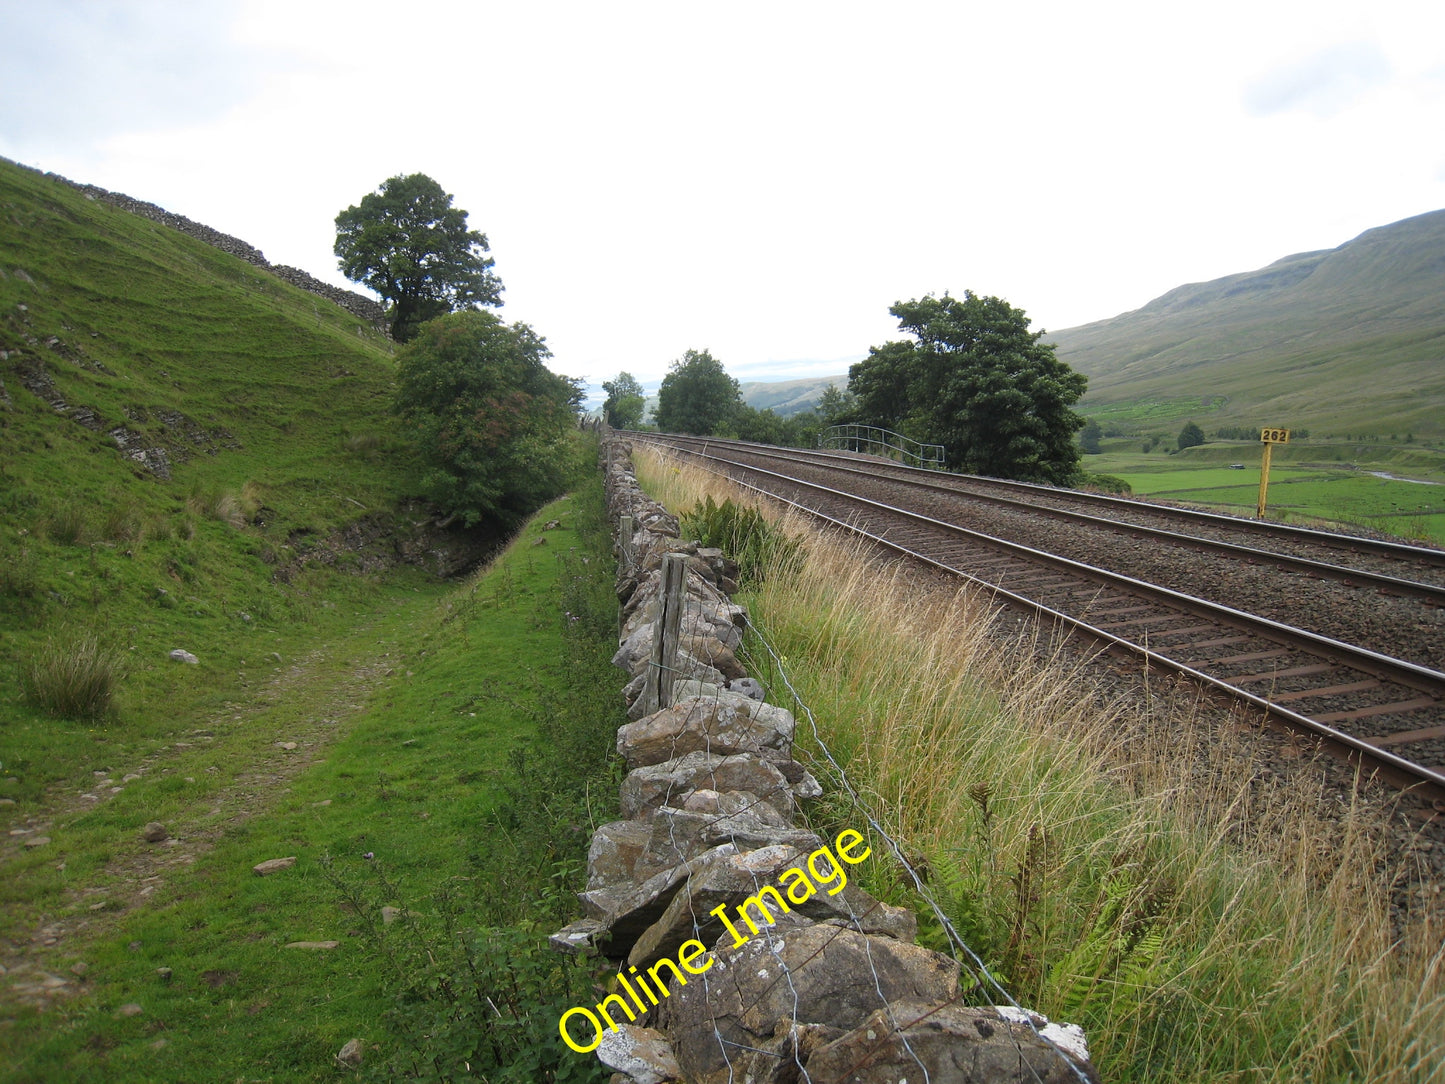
[10,158,388,332]
[548,436,1100,1083]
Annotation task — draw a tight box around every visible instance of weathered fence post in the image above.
[638,552,687,716]
[618,514,635,577]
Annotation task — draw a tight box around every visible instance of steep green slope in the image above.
[0,159,620,1081]
[0,158,459,796]
[1,159,408,529]
[1046,209,1445,438]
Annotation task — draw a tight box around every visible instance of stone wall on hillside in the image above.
[8,158,389,333]
[547,436,1100,1084]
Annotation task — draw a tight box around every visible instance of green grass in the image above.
[0,158,617,1081]
[1080,396,1228,427]
[0,493,618,1083]
[0,156,431,804]
[23,630,126,720]
[637,448,1445,1084]
[1085,444,1445,544]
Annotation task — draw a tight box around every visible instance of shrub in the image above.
[27,631,125,719]
[102,498,146,542]
[44,504,89,545]
[343,431,384,459]
[1080,473,1132,495]
[393,311,579,529]
[680,495,800,585]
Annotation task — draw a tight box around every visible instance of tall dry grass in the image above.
[636,445,1445,1083]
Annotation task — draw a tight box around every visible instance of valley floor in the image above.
[0,497,616,1083]
[1089,441,1445,546]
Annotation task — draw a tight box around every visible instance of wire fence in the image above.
[596,438,1092,1081]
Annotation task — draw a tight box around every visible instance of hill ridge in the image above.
[2,155,388,332]
[1045,208,1445,437]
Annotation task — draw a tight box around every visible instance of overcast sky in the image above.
[3,0,1443,392]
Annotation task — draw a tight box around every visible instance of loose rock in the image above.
[336,1038,365,1069]
[596,1024,681,1084]
[252,856,297,876]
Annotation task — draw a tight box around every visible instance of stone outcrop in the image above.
[549,436,1101,1083]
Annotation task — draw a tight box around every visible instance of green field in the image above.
[1089,442,1445,545]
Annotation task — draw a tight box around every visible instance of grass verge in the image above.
[636,445,1445,1084]
[0,475,620,1083]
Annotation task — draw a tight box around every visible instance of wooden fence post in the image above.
[618,514,635,577]
[639,553,687,716]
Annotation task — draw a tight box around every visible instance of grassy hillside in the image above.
[0,159,622,1080]
[1,158,410,532]
[738,373,845,416]
[0,157,459,795]
[1047,209,1445,439]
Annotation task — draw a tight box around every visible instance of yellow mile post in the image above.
[1257,427,1290,519]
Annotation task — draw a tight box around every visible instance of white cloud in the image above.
[0,1,275,148]
[1245,41,1392,117]
[2,0,1443,387]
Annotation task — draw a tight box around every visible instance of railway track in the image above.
[628,433,1445,804]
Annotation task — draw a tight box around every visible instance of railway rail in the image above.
[627,432,1445,804]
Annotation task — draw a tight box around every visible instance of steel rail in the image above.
[629,430,1445,570]
[941,470,1445,568]
[654,435,1445,606]
[641,438,1445,803]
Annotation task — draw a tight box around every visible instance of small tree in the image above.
[1177,421,1205,450]
[335,174,503,342]
[394,311,577,528]
[654,349,742,435]
[1080,418,1103,455]
[601,372,647,429]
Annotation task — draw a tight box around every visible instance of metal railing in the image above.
[817,424,946,470]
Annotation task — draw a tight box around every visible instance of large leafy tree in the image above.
[816,384,859,426]
[335,173,503,342]
[654,349,742,435]
[601,371,647,429]
[394,311,578,527]
[849,292,1088,484]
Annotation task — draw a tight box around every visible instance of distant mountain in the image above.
[1045,209,1445,438]
[738,375,846,416]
